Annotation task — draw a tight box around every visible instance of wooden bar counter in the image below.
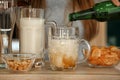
[0,63,120,80]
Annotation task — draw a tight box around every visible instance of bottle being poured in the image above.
[69,0,120,22]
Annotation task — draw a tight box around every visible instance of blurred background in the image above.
[0,0,120,47]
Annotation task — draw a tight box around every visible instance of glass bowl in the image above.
[86,46,120,67]
[2,53,37,72]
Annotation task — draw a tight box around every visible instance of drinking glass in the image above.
[48,26,91,71]
[0,0,16,9]
[0,7,16,67]
[16,7,56,67]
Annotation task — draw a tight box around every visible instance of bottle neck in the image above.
[69,8,95,21]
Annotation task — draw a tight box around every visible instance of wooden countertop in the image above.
[0,63,120,80]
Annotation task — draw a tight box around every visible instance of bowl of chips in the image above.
[87,46,120,67]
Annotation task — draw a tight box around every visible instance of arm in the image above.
[111,0,120,6]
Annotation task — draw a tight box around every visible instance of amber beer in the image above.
[48,27,90,71]
[49,39,78,70]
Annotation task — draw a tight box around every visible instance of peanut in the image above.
[7,59,32,71]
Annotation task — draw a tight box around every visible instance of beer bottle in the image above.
[69,1,120,22]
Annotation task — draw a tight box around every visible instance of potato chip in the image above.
[87,46,120,67]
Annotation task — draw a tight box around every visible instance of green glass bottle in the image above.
[69,1,120,22]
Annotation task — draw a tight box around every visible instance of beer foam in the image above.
[49,39,78,69]
[20,18,45,54]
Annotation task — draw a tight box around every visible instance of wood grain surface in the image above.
[0,63,120,80]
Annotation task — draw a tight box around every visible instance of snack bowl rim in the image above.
[2,53,37,72]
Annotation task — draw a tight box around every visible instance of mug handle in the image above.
[45,21,57,38]
[45,21,57,27]
[78,39,91,63]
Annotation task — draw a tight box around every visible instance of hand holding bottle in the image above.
[112,0,120,6]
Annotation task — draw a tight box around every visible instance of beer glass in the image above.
[16,8,56,67]
[48,26,90,71]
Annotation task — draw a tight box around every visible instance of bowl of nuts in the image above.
[87,46,120,67]
[2,53,37,72]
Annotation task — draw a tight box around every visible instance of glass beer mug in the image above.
[48,26,90,71]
